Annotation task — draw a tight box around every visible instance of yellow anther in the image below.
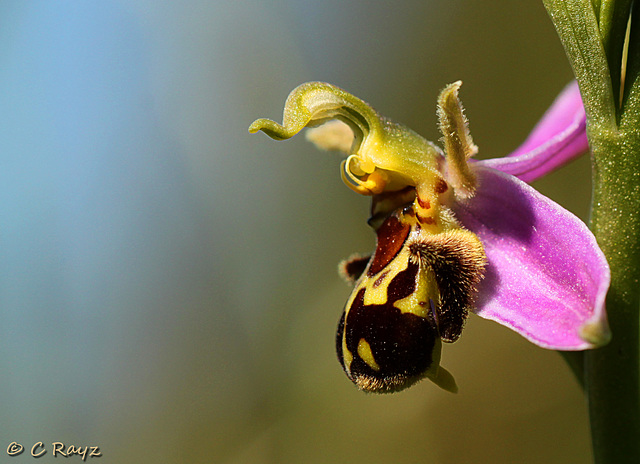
[357,156,376,174]
[340,158,388,195]
[341,160,371,195]
[345,154,366,176]
[364,170,388,194]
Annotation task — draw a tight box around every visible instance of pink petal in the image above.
[453,166,610,350]
[479,81,589,183]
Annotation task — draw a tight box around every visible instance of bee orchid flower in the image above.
[249,81,610,393]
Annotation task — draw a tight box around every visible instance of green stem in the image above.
[543,1,640,462]
[587,129,640,463]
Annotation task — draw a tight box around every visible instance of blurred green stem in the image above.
[543,1,640,462]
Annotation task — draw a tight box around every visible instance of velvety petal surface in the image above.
[479,81,588,183]
[453,166,610,350]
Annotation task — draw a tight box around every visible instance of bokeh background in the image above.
[0,1,593,463]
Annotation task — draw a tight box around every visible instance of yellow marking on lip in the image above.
[393,294,430,318]
[357,338,380,371]
[343,343,353,372]
[393,266,439,317]
[362,248,410,306]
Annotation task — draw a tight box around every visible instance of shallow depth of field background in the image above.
[0,1,592,463]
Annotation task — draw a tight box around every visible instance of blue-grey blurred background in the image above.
[1,1,592,463]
